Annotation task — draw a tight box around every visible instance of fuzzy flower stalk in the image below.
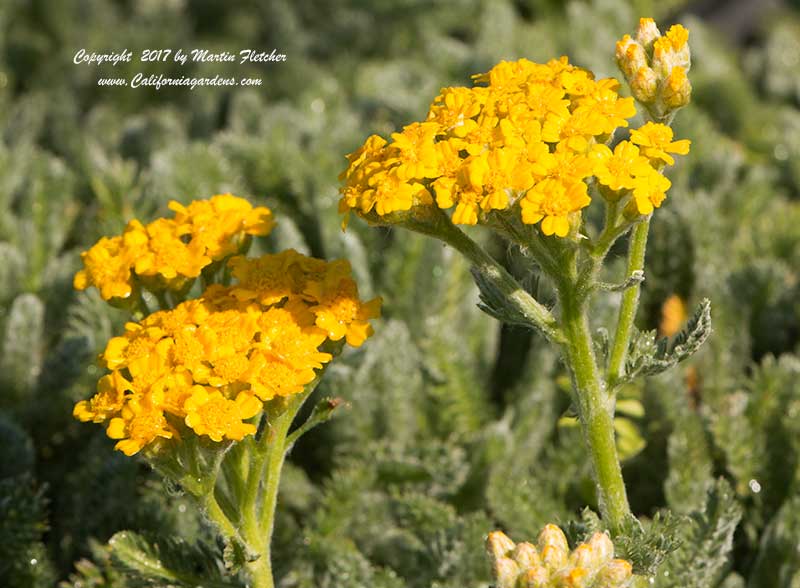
[72,194,380,588]
[339,16,701,565]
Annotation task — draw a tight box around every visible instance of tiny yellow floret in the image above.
[183,388,261,442]
[629,122,691,166]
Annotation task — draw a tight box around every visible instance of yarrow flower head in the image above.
[486,525,634,588]
[73,194,275,301]
[339,43,689,234]
[74,204,380,456]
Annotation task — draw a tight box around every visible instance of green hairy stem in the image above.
[201,388,318,588]
[607,218,651,389]
[400,208,638,534]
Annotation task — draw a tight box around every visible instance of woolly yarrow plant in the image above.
[70,17,707,588]
[340,17,704,585]
[72,194,380,588]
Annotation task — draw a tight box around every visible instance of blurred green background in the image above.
[1,1,800,586]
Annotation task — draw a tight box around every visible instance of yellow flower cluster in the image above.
[592,121,689,215]
[616,18,692,118]
[74,249,380,456]
[339,52,689,235]
[487,525,633,588]
[73,194,275,301]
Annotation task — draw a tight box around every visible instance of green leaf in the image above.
[222,537,258,575]
[563,508,604,548]
[655,479,743,588]
[0,293,45,400]
[664,412,714,515]
[0,476,49,570]
[748,495,800,588]
[108,531,238,588]
[0,415,35,479]
[622,299,712,384]
[59,540,124,588]
[373,439,470,500]
[615,511,683,576]
[146,143,243,207]
[471,266,547,331]
[485,452,571,541]
[0,242,25,306]
[286,397,346,450]
[297,533,406,588]
[597,270,645,292]
[323,320,426,453]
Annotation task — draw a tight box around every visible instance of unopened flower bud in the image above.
[630,66,658,104]
[661,66,692,109]
[554,567,590,588]
[652,36,689,78]
[493,557,521,588]
[567,532,615,573]
[665,24,691,68]
[512,542,541,569]
[537,524,569,550]
[586,532,614,566]
[569,544,595,568]
[519,566,550,588]
[635,17,661,49]
[616,18,691,119]
[594,559,634,587]
[538,524,569,570]
[487,531,516,563]
[616,35,646,78]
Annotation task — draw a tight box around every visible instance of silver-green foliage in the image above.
[2,1,800,587]
[655,480,743,588]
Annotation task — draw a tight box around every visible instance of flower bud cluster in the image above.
[487,525,633,588]
[616,18,692,120]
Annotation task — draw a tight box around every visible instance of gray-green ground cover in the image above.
[1,1,799,586]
